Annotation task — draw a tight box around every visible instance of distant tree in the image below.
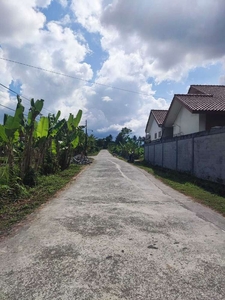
[115,127,132,145]
[105,134,113,143]
[104,134,113,148]
[132,135,137,142]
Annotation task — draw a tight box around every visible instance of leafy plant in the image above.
[0,97,24,184]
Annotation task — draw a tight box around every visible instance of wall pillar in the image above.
[191,136,195,175]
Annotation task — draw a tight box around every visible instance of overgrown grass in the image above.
[136,160,225,216]
[0,164,83,237]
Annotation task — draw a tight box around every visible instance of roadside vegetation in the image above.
[0,164,83,237]
[137,161,225,216]
[107,127,145,160]
[0,97,99,236]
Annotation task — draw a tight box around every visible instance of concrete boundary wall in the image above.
[144,127,225,184]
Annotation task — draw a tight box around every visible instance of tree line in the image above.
[97,127,144,160]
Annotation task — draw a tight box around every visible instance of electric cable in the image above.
[0,57,160,98]
[0,82,53,114]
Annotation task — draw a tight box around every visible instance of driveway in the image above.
[0,150,225,300]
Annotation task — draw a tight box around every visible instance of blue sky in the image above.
[0,0,225,138]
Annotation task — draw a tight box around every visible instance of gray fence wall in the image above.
[144,127,225,184]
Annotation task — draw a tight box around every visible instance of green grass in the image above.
[0,164,83,238]
[136,161,225,216]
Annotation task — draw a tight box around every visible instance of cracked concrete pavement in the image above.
[0,150,225,299]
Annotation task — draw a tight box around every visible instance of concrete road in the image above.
[0,150,225,300]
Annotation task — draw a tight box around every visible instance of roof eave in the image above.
[163,95,193,127]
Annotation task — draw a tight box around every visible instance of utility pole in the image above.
[85,120,87,155]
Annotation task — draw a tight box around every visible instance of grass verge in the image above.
[135,160,225,217]
[0,164,83,238]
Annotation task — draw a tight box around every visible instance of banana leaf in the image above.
[36,117,49,138]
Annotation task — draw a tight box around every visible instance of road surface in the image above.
[0,150,225,300]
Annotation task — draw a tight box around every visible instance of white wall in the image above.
[199,114,206,131]
[173,106,200,136]
[144,128,225,184]
[149,119,162,140]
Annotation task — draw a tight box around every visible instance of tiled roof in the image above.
[189,85,225,98]
[152,110,168,125]
[175,85,225,112]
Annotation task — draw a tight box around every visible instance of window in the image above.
[154,133,157,139]
[158,131,161,138]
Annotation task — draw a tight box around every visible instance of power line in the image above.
[0,57,158,97]
[0,103,30,119]
[0,101,34,117]
[0,82,53,114]
[0,103,15,112]
[0,82,30,102]
[0,103,41,119]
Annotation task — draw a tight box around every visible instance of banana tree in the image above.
[33,116,49,172]
[87,134,98,154]
[20,98,44,181]
[0,97,24,184]
[48,111,65,159]
[34,111,66,174]
[59,110,82,170]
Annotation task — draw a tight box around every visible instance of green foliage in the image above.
[0,164,83,235]
[58,110,82,170]
[41,152,59,175]
[71,136,79,148]
[49,118,65,137]
[27,99,44,125]
[110,128,144,160]
[0,98,25,185]
[115,127,132,145]
[51,139,57,155]
[0,165,8,185]
[0,96,82,191]
[0,185,12,200]
[36,116,49,138]
[0,125,7,142]
[23,168,37,187]
[73,110,82,128]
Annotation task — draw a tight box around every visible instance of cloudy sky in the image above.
[1,0,225,138]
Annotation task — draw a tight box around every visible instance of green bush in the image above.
[0,166,9,185]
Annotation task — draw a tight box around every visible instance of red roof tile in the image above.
[175,85,225,112]
[189,85,225,98]
[152,110,168,125]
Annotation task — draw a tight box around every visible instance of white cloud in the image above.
[97,124,123,133]
[0,1,46,46]
[0,0,94,121]
[1,0,225,138]
[0,48,16,115]
[102,96,112,102]
[101,0,225,81]
[35,0,52,7]
[70,0,103,32]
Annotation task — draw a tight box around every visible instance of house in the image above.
[163,85,225,137]
[145,110,168,142]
